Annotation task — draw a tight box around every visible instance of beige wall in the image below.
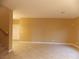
[13,18,77,44]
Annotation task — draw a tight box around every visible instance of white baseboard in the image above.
[13,41,74,46]
[14,41,69,45]
[70,44,79,49]
[13,41,79,49]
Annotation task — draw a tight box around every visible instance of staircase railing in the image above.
[0,28,8,36]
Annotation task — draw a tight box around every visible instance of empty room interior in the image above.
[0,0,79,59]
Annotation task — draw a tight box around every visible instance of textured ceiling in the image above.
[2,0,79,19]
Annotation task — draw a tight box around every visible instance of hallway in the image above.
[3,41,79,59]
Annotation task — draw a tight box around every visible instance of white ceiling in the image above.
[2,0,79,19]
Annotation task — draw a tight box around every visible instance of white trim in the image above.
[14,41,68,45]
[13,41,79,49]
[71,44,79,49]
[13,41,73,45]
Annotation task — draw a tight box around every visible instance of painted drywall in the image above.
[13,18,77,43]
